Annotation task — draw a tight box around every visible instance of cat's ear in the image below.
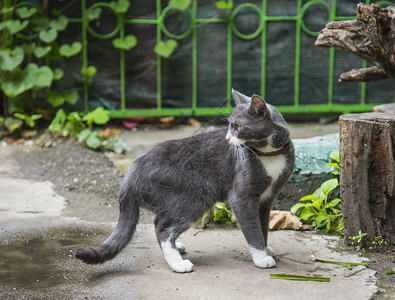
[249,95,268,116]
[232,89,250,106]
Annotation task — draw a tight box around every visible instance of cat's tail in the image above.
[75,188,139,264]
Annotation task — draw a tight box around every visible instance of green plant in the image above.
[0,1,82,115]
[291,151,342,233]
[13,112,42,128]
[49,107,130,154]
[326,151,340,175]
[369,235,388,250]
[200,202,237,228]
[349,231,368,253]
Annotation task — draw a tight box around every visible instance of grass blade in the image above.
[270,274,330,282]
[311,255,367,266]
[384,270,395,275]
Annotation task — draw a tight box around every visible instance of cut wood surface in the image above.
[316,3,395,82]
[340,113,395,246]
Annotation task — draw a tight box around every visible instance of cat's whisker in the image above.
[242,144,260,160]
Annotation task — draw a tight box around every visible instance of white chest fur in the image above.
[260,154,287,200]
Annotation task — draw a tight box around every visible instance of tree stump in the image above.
[315,3,395,82]
[340,113,395,246]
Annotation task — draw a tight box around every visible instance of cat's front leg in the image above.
[230,199,275,269]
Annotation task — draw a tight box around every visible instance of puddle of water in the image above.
[0,231,106,290]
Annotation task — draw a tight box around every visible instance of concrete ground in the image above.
[0,122,381,300]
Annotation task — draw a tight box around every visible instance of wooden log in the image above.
[315,3,395,82]
[340,113,395,246]
[372,103,395,114]
[339,67,388,82]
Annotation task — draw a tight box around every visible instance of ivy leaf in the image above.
[216,1,233,10]
[39,27,58,43]
[86,7,102,21]
[31,65,54,88]
[53,68,64,80]
[82,107,110,126]
[112,35,137,50]
[5,19,29,34]
[16,7,38,19]
[4,117,23,133]
[86,131,103,149]
[47,90,65,107]
[59,41,82,58]
[0,47,24,71]
[109,0,130,13]
[49,109,66,132]
[80,65,97,77]
[34,45,52,59]
[168,0,191,10]
[154,39,178,58]
[65,90,79,105]
[0,64,35,97]
[50,15,68,31]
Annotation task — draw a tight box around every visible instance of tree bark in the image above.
[340,113,395,246]
[315,3,395,82]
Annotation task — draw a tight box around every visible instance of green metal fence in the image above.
[19,0,395,117]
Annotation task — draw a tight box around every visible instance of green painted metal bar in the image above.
[81,0,89,113]
[192,0,198,111]
[156,0,162,110]
[227,7,232,106]
[119,14,126,112]
[294,0,302,107]
[327,0,337,107]
[260,0,267,98]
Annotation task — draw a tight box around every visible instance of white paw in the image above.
[176,242,186,254]
[170,259,194,273]
[266,246,275,257]
[254,256,276,269]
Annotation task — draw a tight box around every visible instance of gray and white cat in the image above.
[75,89,295,273]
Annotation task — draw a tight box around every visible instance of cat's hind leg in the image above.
[154,217,193,273]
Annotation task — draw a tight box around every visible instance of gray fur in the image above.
[75,90,295,270]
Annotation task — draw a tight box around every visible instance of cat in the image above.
[75,89,295,273]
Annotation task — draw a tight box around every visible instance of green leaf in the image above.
[0,47,24,71]
[313,188,325,201]
[49,109,66,132]
[53,68,64,80]
[59,41,82,58]
[168,0,191,10]
[39,27,58,43]
[0,7,15,15]
[213,207,223,222]
[300,206,317,221]
[112,35,137,50]
[50,15,68,31]
[47,90,65,107]
[321,178,338,196]
[80,65,97,77]
[82,107,110,126]
[214,202,226,210]
[384,270,395,275]
[290,203,305,215]
[5,19,29,34]
[329,151,339,163]
[270,274,330,282]
[78,128,92,143]
[13,113,27,120]
[17,7,38,19]
[30,15,50,32]
[65,90,79,105]
[0,64,35,97]
[86,7,102,21]
[86,131,103,149]
[216,1,233,10]
[109,0,130,13]
[326,162,339,169]
[299,194,316,202]
[313,214,330,229]
[154,39,178,58]
[0,22,6,31]
[34,45,52,59]
[4,117,23,133]
[328,198,341,208]
[31,65,54,88]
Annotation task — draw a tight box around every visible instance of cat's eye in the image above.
[235,124,241,131]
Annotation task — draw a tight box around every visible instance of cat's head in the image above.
[226,89,290,152]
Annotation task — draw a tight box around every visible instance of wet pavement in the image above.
[0,123,387,300]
